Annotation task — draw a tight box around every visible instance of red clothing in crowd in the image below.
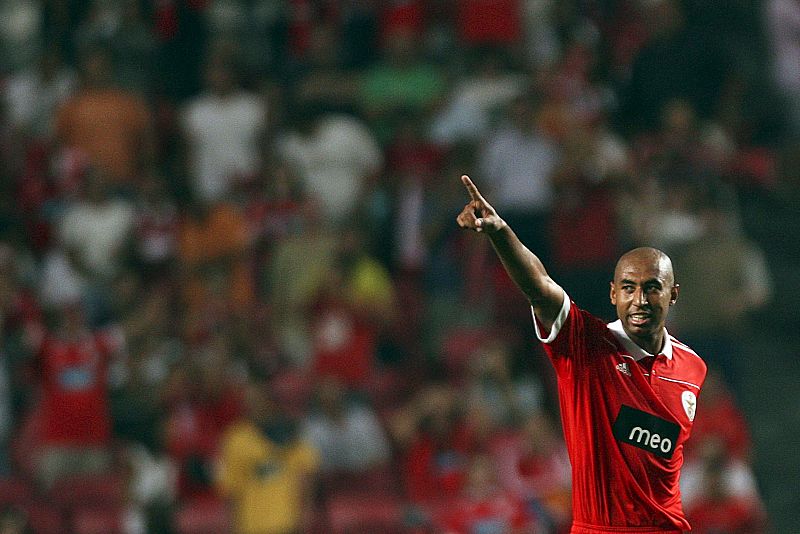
[38,330,120,446]
[381,0,426,39]
[403,425,474,503]
[683,387,752,462]
[435,493,532,533]
[456,0,522,46]
[312,301,376,388]
[686,496,767,534]
[165,387,243,498]
[551,184,620,270]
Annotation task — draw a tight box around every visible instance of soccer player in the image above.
[456,175,707,534]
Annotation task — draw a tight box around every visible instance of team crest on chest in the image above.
[681,390,697,421]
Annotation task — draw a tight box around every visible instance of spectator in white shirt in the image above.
[181,51,267,203]
[277,107,383,226]
[301,376,391,474]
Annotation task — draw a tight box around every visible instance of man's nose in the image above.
[634,288,647,306]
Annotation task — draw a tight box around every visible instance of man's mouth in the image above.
[628,313,651,326]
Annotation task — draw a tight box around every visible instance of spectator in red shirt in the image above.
[31,300,123,488]
[492,411,572,532]
[549,122,628,320]
[390,383,476,503]
[310,227,395,388]
[682,368,752,462]
[456,0,523,50]
[684,439,768,534]
[161,337,243,500]
[433,453,537,534]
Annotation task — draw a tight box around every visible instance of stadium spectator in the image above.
[681,437,767,534]
[162,339,243,500]
[0,0,41,71]
[385,111,446,269]
[54,46,155,188]
[359,25,447,143]
[431,453,538,534]
[300,376,391,473]
[176,196,254,336]
[478,91,561,265]
[130,173,179,280]
[276,105,383,227]
[180,50,267,204]
[668,197,771,392]
[429,48,526,146]
[57,167,135,282]
[390,383,477,503]
[289,21,360,112]
[309,226,395,387]
[464,337,544,432]
[618,0,729,135]
[267,204,338,365]
[216,377,319,534]
[152,0,208,101]
[108,0,159,97]
[0,242,42,433]
[493,410,572,531]
[2,47,76,142]
[549,121,627,319]
[29,300,123,488]
[682,368,752,462]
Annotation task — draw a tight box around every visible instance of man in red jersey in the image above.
[456,175,707,534]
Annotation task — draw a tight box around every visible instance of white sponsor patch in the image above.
[681,390,697,422]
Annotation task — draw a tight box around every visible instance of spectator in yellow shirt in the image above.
[216,379,320,534]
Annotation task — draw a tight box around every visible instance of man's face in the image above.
[610,253,679,345]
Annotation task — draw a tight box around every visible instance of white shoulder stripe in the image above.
[657,375,701,390]
[669,336,702,359]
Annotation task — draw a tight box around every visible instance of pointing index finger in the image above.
[461,175,483,202]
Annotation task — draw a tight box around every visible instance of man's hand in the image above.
[456,175,506,233]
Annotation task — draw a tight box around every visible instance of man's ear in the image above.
[670,283,680,306]
[609,281,617,305]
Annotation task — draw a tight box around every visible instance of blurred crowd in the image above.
[0,0,794,533]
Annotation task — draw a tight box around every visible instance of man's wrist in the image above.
[490,218,508,234]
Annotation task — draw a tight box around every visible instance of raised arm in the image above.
[456,175,564,332]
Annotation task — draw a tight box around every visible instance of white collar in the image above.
[607,319,673,361]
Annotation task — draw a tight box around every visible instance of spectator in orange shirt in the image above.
[55,47,155,189]
[176,198,254,336]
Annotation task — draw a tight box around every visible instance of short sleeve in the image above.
[532,290,570,343]
[533,292,610,371]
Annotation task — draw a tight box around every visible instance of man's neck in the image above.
[629,331,665,356]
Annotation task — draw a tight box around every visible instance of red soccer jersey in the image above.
[39,331,118,445]
[535,293,707,533]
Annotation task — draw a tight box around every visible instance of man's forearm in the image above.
[487,223,553,306]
